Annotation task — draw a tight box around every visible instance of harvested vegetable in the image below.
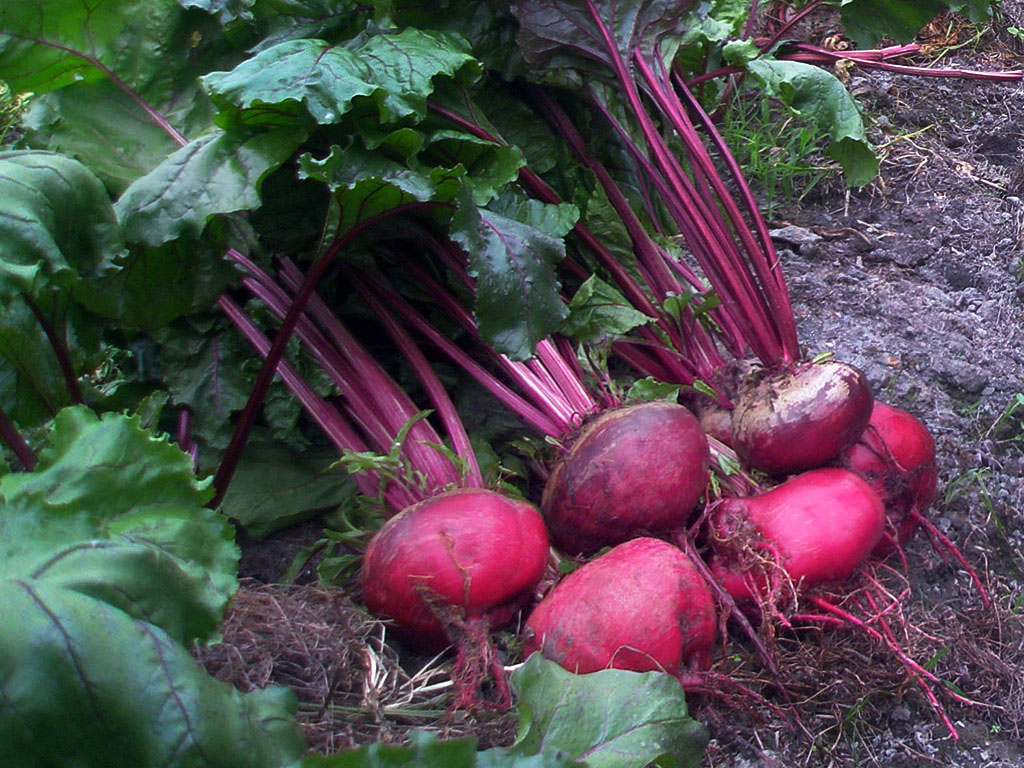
[710,468,885,603]
[524,537,716,676]
[361,487,550,651]
[730,360,874,476]
[839,401,937,554]
[542,401,709,556]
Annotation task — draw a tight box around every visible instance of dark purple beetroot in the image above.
[730,360,873,476]
[360,488,550,652]
[523,537,716,675]
[540,401,709,556]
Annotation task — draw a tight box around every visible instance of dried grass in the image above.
[193,580,517,754]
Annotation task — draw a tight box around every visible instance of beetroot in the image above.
[541,401,709,556]
[360,488,550,652]
[730,360,873,476]
[838,401,937,555]
[711,468,885,603]
[523,537,716,675]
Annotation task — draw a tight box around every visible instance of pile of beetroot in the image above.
[355,338,982,731]
[218,4,1004,741]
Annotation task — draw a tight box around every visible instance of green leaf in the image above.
[202,39,377,126]
[0,150,123,303]
[563,275,651,343]
[20,81,182,195]
[153,318,257,450]
[0,0,229,149]
[116,128,305,247]
[838,0,993,47]
[746,59,878,186]
[0,299,74,429]
[0,406,237,642]
[425,129,526,205]
[220,440,359,539]
[301,731,479,767]
[510,654,708,768]
[356,28,480,121]
[450,207,567,360]
[0,0,195,95]
[0,581,305,768]
[297,137,466,234]
[0,406,212,512]
[627,376,681,403]
[98,238,240,329]
[489,198,580,240]
[299,731,581,768]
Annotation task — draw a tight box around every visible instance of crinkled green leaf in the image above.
[20,81,183,195]
[0,299,75,430]
[0,406,213,511]
[510,654,708,768]
[153,318,257,450]
[488,198,580,240]
[627,376,681,402]
[298,138,467,234]
[116,128,305,247]
[0,581,305,768]
[562,275,651,343]
[746,59,878,186]
[838,0,993,47]
[512,0,698,78]
[450,207,567,361]
[0,150,123,303]
[202,39,376,126]
[357,28,480,120]
[0,406,237,642]
[221,441,358,538]
[425,130,526,204]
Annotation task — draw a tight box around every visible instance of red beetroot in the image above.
[730,360,873,476]
[523,537,716,675]
[541,401,709,556]
[838,402,937,555]
[360,488,550,652]
[711,468,885,603]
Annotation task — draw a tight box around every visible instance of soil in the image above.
[703,5,1024,766]
[215,6,1024,767]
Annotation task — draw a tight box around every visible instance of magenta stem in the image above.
[217,295,408,509]
[0,407,36,470]
[209,202,445,508]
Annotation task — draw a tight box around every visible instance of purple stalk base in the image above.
[0,406,36,470]
[217,295,393,507]
[224,249,487,508]
[209,202,448,509]
[21,293,83,405]
[176,407,199,473]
